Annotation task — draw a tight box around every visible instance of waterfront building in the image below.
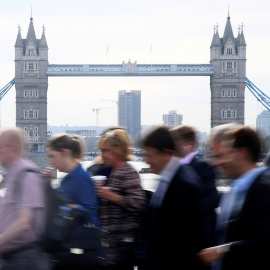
[256,110,270,138]
[118,90,141,142]
[162,110,183,128]
[210,15,246,127]
[66,129,98,155]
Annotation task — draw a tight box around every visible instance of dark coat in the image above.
[189,157,220,248]
[147,165,205,270]
[222,168,270,270]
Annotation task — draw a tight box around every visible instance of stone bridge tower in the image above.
[210,15,246,128]
[14,17,49,168]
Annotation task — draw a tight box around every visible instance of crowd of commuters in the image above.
[1,122,270,270]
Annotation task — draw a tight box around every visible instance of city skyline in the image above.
[1,0,270,134]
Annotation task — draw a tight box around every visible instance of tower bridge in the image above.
[0,14,252,168]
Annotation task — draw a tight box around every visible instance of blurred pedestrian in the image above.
[141,125,204,270]
[87,126,129,178]
[0,127,50,270]
[197,126,270,270]
[209,122,242,188]
[96,129,146,270]
[170,124,219,250]
[46,133,100,270]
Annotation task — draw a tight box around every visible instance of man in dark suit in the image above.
[197,126,270,270]
[141,125,204,270]
[170,125,220,249]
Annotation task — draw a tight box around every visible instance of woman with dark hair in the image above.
[45,133,100,270]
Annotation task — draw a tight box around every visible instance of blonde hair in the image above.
[47,133,85,160]
[99,129,132,161]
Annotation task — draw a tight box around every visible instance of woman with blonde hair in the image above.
[95,129,146,270]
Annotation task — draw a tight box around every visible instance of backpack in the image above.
[15,169,81,253]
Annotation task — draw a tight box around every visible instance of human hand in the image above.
[197,246,223,265]
[96,186,112,200]
[41,167,54,181]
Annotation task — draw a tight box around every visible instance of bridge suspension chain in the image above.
[0,78,15,101]
[246,78,270,112]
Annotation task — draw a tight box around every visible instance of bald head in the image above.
[0,127,24,167]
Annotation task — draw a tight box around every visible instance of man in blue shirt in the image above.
[197,126,270,270]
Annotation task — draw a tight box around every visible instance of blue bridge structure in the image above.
[46,63,214,77]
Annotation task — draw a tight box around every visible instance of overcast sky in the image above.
[0,0,270,133]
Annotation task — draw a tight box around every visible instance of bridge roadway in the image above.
[46,63,214,76]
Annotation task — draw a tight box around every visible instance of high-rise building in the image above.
[256,110,270,138]
[162,110,183,128]
[118,90,141,142]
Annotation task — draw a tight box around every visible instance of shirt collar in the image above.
[63,163,82,180]
[231,166,267,192]
[180,151,198,165]
[160,156,181,183]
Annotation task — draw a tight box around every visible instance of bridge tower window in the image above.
[24,111,28,119]
[227,62,232,69]
[222,90,226,97]
[28,63,34,70]
[227,48,233,54]
[24,110,39,119]
[221,110,227,119]
[227,90,231,97]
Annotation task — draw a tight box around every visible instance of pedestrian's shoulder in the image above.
[176,164,202,187]
[258,167,270,181]
[17,158,41,174]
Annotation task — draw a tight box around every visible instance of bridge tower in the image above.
[210,15,246,128]
[14,17,48,168]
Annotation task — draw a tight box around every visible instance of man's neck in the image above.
[5,156,21,170]
[236,163,258,178]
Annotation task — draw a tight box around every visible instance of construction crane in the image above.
[92,107,113,136]
[102,99,118,124]
[102,99,118,105]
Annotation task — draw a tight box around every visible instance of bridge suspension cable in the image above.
[246,78,270,112]
[0,78,15,101]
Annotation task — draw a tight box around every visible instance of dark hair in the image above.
[222,126,261,163]
[142,125,175,152]
[170,125,197,143]
[47,133,85,160]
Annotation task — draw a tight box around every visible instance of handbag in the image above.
[53,224,108,268]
